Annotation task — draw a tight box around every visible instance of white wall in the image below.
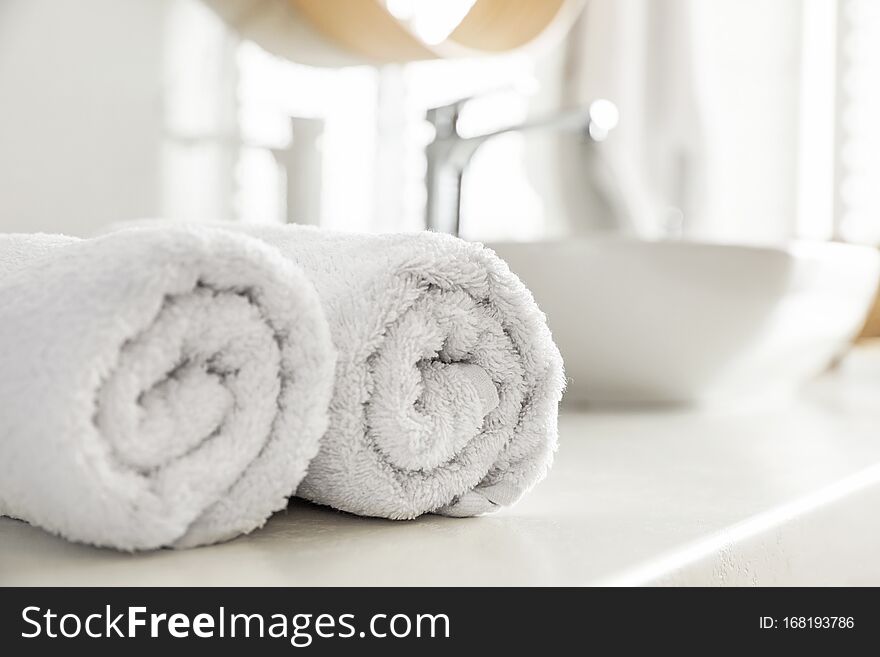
[690,0,803,243]
[557,0,805,243]
[0,0,166,235]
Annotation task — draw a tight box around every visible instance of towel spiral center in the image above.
[96,286,281,472]
[366,287,522,473]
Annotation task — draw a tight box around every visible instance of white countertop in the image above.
[4,346,880,587]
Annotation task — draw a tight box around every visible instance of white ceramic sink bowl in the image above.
[489,238,880,405]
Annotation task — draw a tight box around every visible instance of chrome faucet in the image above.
[424,96,620,235]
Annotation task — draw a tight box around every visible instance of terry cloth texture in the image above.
[231,224,565,519]
[0,226,335,549]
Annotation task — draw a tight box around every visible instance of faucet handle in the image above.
[426,82,536,138]
[426,100,465,139]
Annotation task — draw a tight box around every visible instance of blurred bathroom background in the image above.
[1,0,878,245]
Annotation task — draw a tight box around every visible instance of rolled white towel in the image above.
[234,225,565,519]
[0,226,335,549]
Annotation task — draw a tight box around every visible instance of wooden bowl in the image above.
[204,0,584,66]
